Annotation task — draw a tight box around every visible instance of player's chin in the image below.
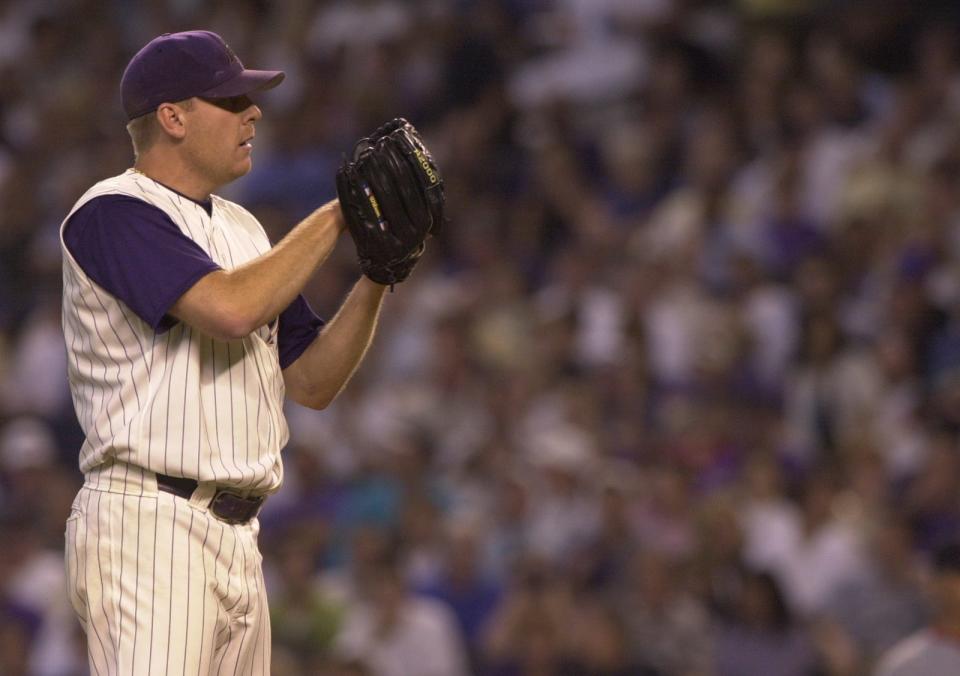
[230,157,254,179]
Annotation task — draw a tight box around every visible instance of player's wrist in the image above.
[307,200,346,237]
[333,202,347,234]
[358,275,390,294]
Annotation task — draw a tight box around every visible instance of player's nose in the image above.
[244,104,262,123]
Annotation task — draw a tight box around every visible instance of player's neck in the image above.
[133,153,217,202]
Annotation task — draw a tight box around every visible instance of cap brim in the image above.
[201,69,285,98]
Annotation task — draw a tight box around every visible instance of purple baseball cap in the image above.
[121,30,285,120]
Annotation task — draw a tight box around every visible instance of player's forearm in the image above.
[172,200,343,340]
[222,201,344,329]
[284,277,386,409]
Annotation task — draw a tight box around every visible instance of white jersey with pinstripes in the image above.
[60,169,287,495]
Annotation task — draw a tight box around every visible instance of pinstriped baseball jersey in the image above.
[60,169,288,495]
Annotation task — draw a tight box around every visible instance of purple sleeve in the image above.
[63,195,221,332]
[278,295,324,369]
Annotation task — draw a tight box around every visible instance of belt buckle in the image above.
[209,489,263,525]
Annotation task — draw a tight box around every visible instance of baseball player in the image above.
[60,31,442,675]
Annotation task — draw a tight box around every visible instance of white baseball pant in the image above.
[65,485,271,675]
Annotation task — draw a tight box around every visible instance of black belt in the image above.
[156,473,264,525]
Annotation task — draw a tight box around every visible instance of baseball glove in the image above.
[335,118,445,286]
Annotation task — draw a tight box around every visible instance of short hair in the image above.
[125,98,195,159]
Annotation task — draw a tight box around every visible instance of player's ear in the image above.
[155,102,189,140]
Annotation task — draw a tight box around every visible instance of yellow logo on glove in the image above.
[362,183,386,230]
[414,148,439,185]
[368,193,382,219]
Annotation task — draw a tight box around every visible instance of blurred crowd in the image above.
[2,0,960,674]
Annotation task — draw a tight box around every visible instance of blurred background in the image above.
[2,0,960,674]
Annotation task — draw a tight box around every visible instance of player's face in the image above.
[183,95,262,187]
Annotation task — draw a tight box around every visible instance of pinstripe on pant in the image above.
[65,485,271,675]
